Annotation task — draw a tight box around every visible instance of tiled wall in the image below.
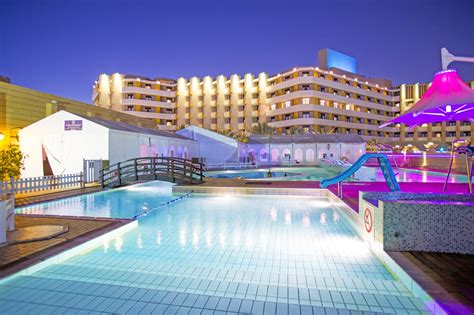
[360,192,474,255]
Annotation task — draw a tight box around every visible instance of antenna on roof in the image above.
[441,47,474,70]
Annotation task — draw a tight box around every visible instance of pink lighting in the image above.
[381,69,474,127]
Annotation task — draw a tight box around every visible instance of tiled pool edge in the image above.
[176,185,445,315]
[328,189,446,315]
[0,219,138,285]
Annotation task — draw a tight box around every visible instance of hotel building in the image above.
[93,49,401,141]
[92,49,473,145]
[0,79,157,148]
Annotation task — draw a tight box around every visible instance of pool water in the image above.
[16,181,176,219]
[1,184,430,314]
[206,167,468,183]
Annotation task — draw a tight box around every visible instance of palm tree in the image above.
[250,123,276,135]
[314,126,336,134]
[285,126,303,135]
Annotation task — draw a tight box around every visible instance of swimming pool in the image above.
[1,183,430,314]
[16,181,176,219]
[206,167,468,183]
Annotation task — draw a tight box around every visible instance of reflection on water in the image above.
[15,181,175,218]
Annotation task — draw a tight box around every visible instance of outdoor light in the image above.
[0,133,4,141]
[446,105,452,113]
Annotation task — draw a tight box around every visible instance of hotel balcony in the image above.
[267,103,394,124]
[267,90,399,113]
[125,111,176,120]
[122,86,175,98]
[122,98,175,109]
[267,76,398,102]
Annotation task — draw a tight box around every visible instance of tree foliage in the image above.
[0,145,26,181]
[250,123,276,136]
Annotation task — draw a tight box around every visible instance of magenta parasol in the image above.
[381,69,474,128]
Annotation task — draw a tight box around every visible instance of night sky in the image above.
[1,0,473,103]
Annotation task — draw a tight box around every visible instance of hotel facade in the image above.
[93,49,473,144]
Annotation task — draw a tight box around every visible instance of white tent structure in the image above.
[19,111,197,177]
[241,133,366,166]
[176,125,239,167]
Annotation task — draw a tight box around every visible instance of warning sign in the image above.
[364,207,373,233]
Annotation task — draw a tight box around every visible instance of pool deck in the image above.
[0,214,131,278]
[388,251,474,315]
[14,185,103,207]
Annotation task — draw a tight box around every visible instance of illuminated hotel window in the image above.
[270,104,276,110]
[145,84,151,89]
[302,98,310,105]
[303,125,310,132]
[333,91,338,95]
[333,115,339,121]
[333,102,339,108]
[319,99,326,106]
[285,89,290,94]
[302,72,310,77]
[285,101,291,108]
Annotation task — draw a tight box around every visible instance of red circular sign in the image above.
[364,208,373,233]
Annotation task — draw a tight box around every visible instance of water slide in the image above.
[320,153,401,191]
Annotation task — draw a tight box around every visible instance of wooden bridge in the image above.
[100,157,205,188]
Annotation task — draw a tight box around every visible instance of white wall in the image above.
[19,111,109,177]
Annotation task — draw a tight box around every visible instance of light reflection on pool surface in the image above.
[1,193,430,314]
[15,181,176,218]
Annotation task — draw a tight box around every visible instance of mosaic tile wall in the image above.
[360,192,474,255]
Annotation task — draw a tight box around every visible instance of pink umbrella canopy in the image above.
[381,69,474,128]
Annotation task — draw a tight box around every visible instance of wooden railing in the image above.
[0,173,84,196]
[100,156,205,188]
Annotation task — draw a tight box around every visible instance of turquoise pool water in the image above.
[206,167,468,183]
[16,181,176,219]
[1,183,430,314]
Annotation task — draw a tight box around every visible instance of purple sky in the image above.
[1,0,473,103]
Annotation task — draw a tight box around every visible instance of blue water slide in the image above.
[320,153,401,191]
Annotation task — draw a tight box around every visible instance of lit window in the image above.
[302,98,310,105]
[319,99,326,106]
[285,101,291,108]
[334,102,339,108]
[270,104,276,110]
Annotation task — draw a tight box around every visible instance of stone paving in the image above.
[0,215,131,278]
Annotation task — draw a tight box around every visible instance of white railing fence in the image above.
[0,173,84,196]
